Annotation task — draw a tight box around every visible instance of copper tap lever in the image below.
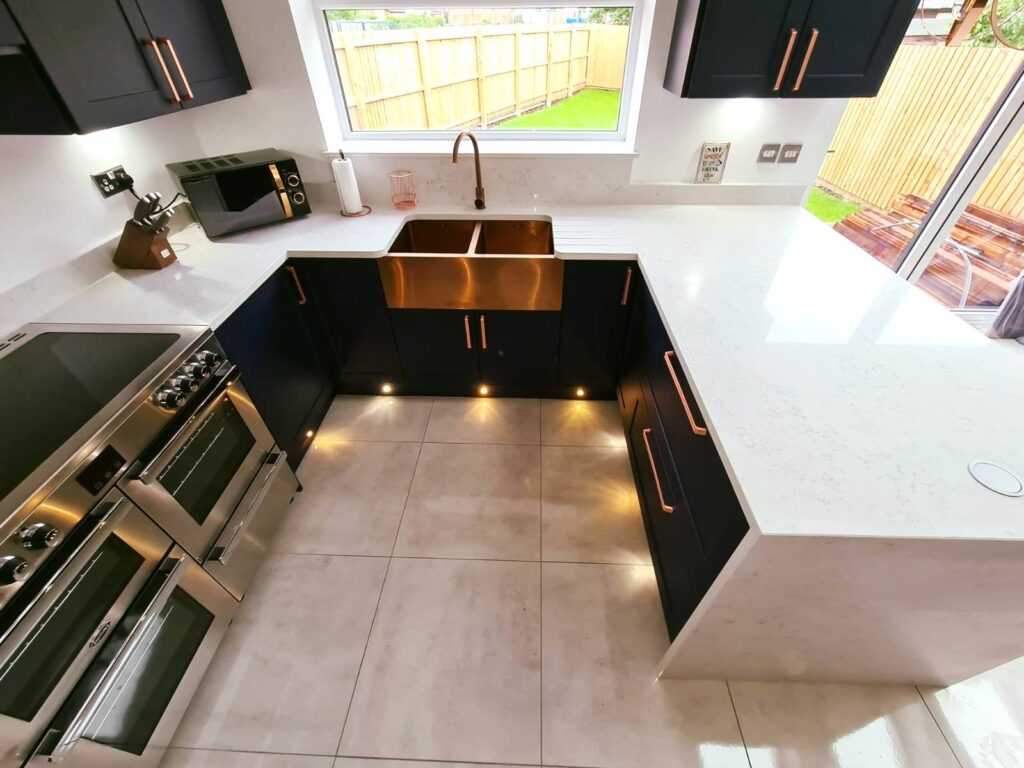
[453,130,486,210]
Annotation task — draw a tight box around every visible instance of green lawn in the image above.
[496,88,621,131]
[804,186,864,224]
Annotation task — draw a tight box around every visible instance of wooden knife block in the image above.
[113,220,177,270]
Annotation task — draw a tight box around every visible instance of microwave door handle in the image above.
[135,366,239,483]
[47,554,188,762]
[209,451,287,565]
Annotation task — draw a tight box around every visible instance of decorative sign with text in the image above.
[695,142,730,184]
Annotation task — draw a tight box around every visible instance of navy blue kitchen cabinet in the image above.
[293,258,403,393]
[477,311,560,391]
[667,0,920,98]
[1,0,248,134]
[216,263,332,470]
[389,309,480,395]
[558,260,635,399]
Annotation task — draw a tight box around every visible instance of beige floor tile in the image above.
[920,655,1024,768]
[172,555,387,756]
[393,443,541,560]
[542,562,747,768]
[277,441,420,556]
[334,761,532,768]
[541,398,626,447]
[541,445,651,565]
[731,680,961,768]
[161,749,333,767]
[339,558,541,764]
[424,397,540,444]
[318,396,433,442]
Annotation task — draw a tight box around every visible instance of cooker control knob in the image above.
[18,523,61,550]
[286,173,301,188]
[168,376,199,393]
[181,363,212,380]
[155,389,187,409]
[193,350,223,367]
[291,191,306,206]
[0,555,29,585]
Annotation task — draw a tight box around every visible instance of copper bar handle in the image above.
[285,266,307,305]
[641,429,673,514]
[144,39,180,104]
[792,28,819,92]
[663,351,708,437]
[158,37,193,101]
[620,267,633,306]
[479,314,488,349]
[464,314,472,349]
[772,28,799,92]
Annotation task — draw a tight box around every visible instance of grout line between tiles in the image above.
[725,681,754,768]
[915,685,966,768]
[335,754,547,766]
[167,745,336,758]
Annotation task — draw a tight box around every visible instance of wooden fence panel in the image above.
[819,45,1024,218]
[334,24,625,131]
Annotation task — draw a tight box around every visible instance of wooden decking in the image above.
[833,193,1024,308]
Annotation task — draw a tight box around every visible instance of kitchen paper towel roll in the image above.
[332,157,363,214]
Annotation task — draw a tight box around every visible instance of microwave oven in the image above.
[167,148,311,237]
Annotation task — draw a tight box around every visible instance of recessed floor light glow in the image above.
[575,387,586,398]
[305,430,314,438]
[478,385,490,396]
[381,383,393,394]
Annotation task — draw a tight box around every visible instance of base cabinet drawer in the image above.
[629,381,710,639]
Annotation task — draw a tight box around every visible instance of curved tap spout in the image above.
[452,130,486,210]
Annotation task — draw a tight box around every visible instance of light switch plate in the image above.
[758,144,781,163]
[779,144,803,164]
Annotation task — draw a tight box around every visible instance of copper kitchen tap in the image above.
[452,130,485,210]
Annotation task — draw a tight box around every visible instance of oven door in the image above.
[0,492,169,768]
[120,366,275,563]
[29,548,237,768]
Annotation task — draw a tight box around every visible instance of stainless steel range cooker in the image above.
[0,323,297,767]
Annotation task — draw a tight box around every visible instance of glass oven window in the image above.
[83,587,213,755]
[156,396,256,525]
[0,535,144,721]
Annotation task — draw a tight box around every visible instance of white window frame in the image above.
[311,0,645,147]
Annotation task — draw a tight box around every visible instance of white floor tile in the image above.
[541,445,650,565]
[920,655,1024,768]
[542,562,748,768]
[172,555,388,755]
[541,399,626,447]
[731,680,961,768]
[339,558,541,764]
[424,397,540,444]
[393,443,541,560]
[161,748,334,767]
[318,396,433,443]
[278,440,420,556]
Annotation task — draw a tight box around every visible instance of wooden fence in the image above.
[819,45,1024,219]
[333,24,629,131]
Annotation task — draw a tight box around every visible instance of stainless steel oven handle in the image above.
[209,451,287,565]
[47,553,188,762]
[136,365,239,483]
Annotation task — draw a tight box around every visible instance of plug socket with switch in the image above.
[91,165,134,198]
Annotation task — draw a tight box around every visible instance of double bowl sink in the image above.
[379,218,563,311]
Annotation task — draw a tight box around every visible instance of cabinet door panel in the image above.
[6,0,181,131]
[784,0,918,97]
[478,311,560,385]
[135,0,249,107]
[687,0,812,97]
[559,260,634,397]
[390,309,480,391]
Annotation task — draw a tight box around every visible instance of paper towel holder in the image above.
[335,147,372,217]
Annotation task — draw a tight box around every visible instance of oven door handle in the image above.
[135,365,240,484]
[46,551,189,762]
[209,451,287,565]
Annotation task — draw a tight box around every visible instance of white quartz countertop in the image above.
[37,202,1024,542]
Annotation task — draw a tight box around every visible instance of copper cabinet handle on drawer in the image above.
[664,351,708,437]
[143,39,180,104]
[792,28,819,92]
[773,28,799,92]
[158,37,193,101]
[620,267,633,306]
[464,314,472,349]
[285,266,307,305]
[479,314,488,349]
[641,428,673,514]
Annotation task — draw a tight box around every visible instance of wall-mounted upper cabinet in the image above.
[0,0,249,134]
[665,0,921,99]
